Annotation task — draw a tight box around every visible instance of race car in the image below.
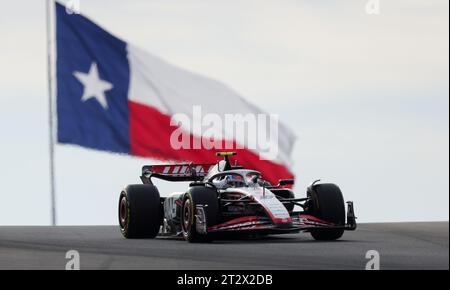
[118,152,356,242]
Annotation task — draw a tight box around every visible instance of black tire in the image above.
[181,187,219,243]
[307,183,345,241]
[119,184,162,239]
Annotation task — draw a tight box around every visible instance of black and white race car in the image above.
[118,152,356,242]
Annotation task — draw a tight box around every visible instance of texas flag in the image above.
[55,2,296,184]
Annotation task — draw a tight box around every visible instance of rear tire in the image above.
[119,184,162,239]
[307,183,345,241]
[181,187,219,243]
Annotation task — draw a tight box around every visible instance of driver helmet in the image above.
[225,175,244,188]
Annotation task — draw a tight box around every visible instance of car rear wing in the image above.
[140,163,216,184]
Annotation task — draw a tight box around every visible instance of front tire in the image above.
[119,184,162,239]
[181,187,219,243]
[307,183,345,241]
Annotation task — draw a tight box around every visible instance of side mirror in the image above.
[279,179,294,186]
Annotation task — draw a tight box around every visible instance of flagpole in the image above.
[46,0,57,226]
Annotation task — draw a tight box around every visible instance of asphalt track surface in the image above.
[0,222,447,270]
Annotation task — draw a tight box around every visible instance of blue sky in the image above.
[0,0,448,224]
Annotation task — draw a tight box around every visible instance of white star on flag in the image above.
[73,62,113,109]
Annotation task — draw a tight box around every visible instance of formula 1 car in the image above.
[118,152,356,242]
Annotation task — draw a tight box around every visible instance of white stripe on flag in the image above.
[127,44,296,168]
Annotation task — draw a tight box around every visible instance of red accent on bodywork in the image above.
[299,214,334,225]
[146,163,215,176]
[208,216,259,231]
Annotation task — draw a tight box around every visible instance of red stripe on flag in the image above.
[129,101,294,185]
